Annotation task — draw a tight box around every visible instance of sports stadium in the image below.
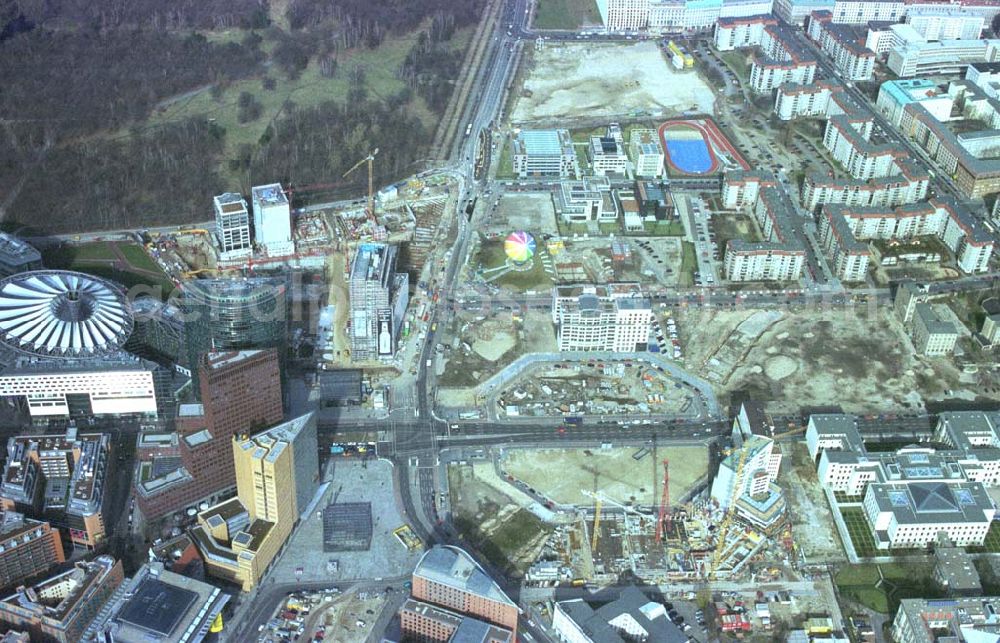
[658,118,749,177]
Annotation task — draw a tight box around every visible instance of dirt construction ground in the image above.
[511,41,715,124]
[783,443,843,562]
[678,306,965,414]
[502,446,708,507]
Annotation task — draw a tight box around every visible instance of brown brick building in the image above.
[409,547,519,638]
[400,599,513,642]
[0,512,63,592]
[135,350,283,520]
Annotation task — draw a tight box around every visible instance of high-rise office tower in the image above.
[348,244,409,361]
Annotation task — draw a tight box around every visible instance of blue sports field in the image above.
[664,139,714,174]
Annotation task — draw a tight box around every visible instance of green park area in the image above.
[43,241,175,295]
[476,238,554,292]
[835,562,940,614]
[533,0,602,29]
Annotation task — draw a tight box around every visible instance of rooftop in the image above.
[251,183,287,206]
[1,555,119,625]
[556,586,687,643]
[414,546,516,607]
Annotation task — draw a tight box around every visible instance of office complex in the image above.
[711,403,786,532]
[0,427,110,550]
[191,413,317,591]
[0,555,123,643]
[888,29,1000,77]
[808,412,1000,549]
[0,512,63,592]
[127,297,187,370]
[348,244,409,361]
[876,78,954,127]
[212,193,253,258]
[892,595,1000,642]
[135,349,284,521]
[86,561,229,643]
[629,129,665,177]
[250,183,293,257]
[410,546,519,636]
[181,278,287,394]
[552,586,688,642]
[899,79,1000,198]
[511,130,580,179]
[551,284,652,352]
[588,124,628,177]
[0,235,41,278]
[0,271,167,420]
[553,177,615,224]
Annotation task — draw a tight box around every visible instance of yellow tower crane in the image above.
[342,148,380,223]
[710,445,750,577]
[591,496,602,553]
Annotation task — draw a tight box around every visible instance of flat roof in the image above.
[116,578,198,637]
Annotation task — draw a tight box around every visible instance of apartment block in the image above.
[0,513,63,592]
[135,349,284,522]
[0,555,123,643]
[0,428,110,550]
[725,185,806,282]
[906,7,985,41]
[876,78,954,127]
[551,284,652,352]
[190,413,317,591]
[713,16,817,93]
[808,11,876,80]
[714,14,778,51]
[913,302,959,355]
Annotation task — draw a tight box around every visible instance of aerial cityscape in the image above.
[4,0,1000,641]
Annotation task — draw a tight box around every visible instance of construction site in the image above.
[496,361,699,418]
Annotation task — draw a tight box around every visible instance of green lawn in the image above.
[836,562,941,614]
[43,241,176,297]
[533,0,602,29]
[496,138,514,178]
[454,509,548,575]
[640,220,685,236]
[719,50,749,78]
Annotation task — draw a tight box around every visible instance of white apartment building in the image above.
[512,130,580,179]
[725,185,806,282]
[750,24,818,93]
[714,14,777,51]
[0,365,159,418]
[830,0,904,24]
[802,162,930,211]
[551,284,652,352]
[213,193,253,257]
[807,12,876,80]
[773,0,833,25]
[629,129,665,178]
[819,205,870,281]
[773,81,851,120]
[597,0,648,31]
[251,183,294,256]
[823,115,902,181]
[914,302,960,355]
[906,8,985,41]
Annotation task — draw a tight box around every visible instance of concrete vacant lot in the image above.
[502,446,708,507]
[511,41,715,124]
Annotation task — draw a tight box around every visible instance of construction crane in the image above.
[710,446,750,577]
[342,148,380,223]
[591,496,602,552]
[772,425,806,440]
[655,459,670,543]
